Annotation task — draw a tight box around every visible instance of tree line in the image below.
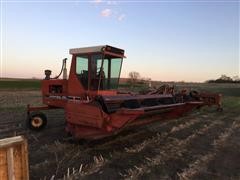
[127,71,240,85]
[207,75,240,83]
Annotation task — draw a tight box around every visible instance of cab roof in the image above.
[69,45,125,57]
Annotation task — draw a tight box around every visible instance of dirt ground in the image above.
[0,89,240,180]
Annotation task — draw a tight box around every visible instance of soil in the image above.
[0,90,240,180]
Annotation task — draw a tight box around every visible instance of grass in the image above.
[0,79,41,90]
[1,79,239,179]
[175,83,240,97]
[0,79,239,98]
[222,96,240,110]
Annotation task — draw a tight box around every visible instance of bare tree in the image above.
[128,71,140,87]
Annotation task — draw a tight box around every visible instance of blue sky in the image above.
[0,0,239,82]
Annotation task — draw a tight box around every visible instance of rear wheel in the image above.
[27,112,47,131]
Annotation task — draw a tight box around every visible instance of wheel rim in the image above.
[31,117,43,128]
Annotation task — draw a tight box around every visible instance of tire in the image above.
[27,112,47,131]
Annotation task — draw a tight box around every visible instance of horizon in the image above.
[0,1,239,82]
[0,74,237,83]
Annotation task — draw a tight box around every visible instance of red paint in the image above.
[27,45,222,139]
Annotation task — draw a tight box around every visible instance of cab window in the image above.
[76,55,88,89]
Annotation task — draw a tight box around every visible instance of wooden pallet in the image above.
[0,136,29,180]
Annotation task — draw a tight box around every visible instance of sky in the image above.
[0,0,239,82]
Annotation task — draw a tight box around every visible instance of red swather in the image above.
[27,45,222,139]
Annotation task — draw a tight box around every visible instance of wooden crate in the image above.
[0,136,29,180]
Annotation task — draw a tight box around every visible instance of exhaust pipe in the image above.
[62,58,67,79]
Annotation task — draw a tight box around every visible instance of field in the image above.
[0,80,240,179]
[0,79,41,90]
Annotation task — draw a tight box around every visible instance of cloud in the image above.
[92,0,103,4]
[101,9,112,17]
[107,1,118,5]
[118,14,126,21]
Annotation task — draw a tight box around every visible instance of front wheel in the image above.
[27,112,47,131]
